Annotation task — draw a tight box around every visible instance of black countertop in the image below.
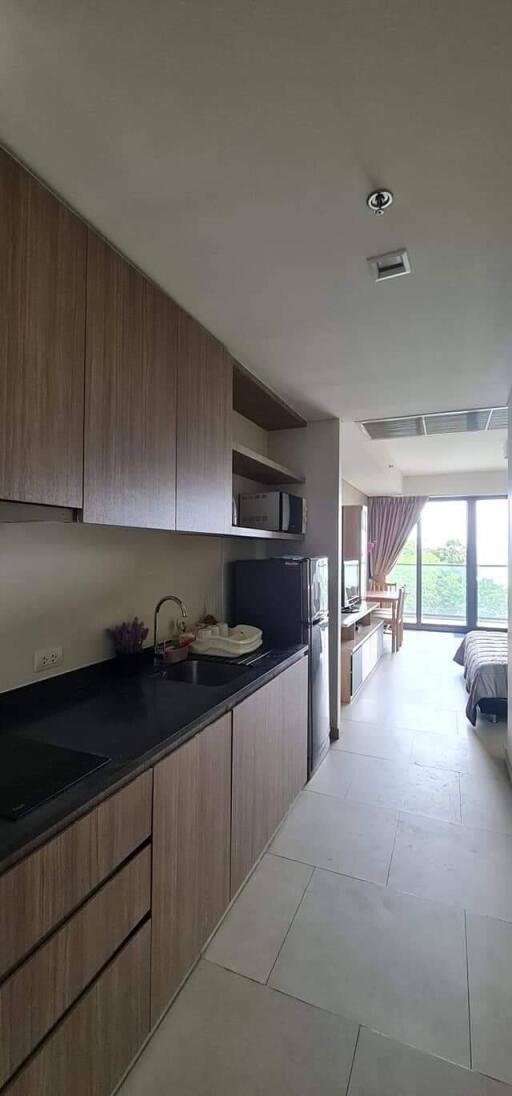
[0,645,307,874]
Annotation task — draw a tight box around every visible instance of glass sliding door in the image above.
[476,498,508,628]
[420,499,468,626]
[385,495,507,632]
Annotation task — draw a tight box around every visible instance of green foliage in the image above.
[477,577,508,620]
[387,538,507,622]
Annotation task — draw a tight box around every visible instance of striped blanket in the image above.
[454,631,508,726]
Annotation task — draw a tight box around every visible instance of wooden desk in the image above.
[365,590,400,606]
[340,601,384,704]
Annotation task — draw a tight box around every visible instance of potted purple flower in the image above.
[107,617,148,675]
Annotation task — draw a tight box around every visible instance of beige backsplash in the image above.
[0,521,262,693]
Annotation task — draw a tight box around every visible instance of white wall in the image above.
[341,422,403,497]
[342,480,368,506]
[507,395,512,768]
[268,420,342,734]
[402,469,507,497]
[0,521,262,693]
[232,410,268,454]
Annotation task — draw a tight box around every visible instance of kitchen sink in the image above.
[155,660,250,687]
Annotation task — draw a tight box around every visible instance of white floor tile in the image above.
[348,1027,512,1095]
[118,961,359,1096]
[389,813,512,921]
[458,712,508,743]
[467,912,512,1087]
[344,696,459,734]
[401,762,461,823]
[307,749,354,799]
[460,772,512,836]
[270,790,398,885]
[334,718,414,761]
[413,726,506,778]
[204,853,312,983]
[341,752,461,823]
[269,869,470,1066]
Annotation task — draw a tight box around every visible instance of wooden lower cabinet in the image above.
[1,664,308,1094]
[231,656,308,895]
[278,656,309,811]
[0,770,152,981]
[0,848,151,1088]
[5,921,151,1096]
[150,715,232,1023]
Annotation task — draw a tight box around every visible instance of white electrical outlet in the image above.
[34,645,63,672]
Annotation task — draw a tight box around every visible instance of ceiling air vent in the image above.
[424,409,490,435]
[488,407,508,430]
[360,406,508,440]
[362,416,424,440]
[367,249,411,282]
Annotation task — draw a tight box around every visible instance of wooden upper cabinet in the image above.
[0,150,86,506]
[176,311,232,533]
[83,231,178,528]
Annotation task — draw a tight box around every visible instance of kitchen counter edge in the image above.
[0,646,308,876]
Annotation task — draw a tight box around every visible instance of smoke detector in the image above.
[366,189,394,215]
[367,249,411,282]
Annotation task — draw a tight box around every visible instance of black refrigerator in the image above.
[231,557,330,776]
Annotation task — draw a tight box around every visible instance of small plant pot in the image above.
[114,650,145,676]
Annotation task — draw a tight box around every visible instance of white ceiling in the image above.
[383,428,508,476]
[0,1,511,434]
[342,423,508,495]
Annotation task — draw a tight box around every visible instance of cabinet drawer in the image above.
[4,921,151,1096]
[0,770,152,979]
[0,845,151,1087]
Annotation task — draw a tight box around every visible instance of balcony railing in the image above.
[387,560,508,628]
[421,563,466,623]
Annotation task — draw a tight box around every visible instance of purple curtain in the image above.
[368,496,426,586]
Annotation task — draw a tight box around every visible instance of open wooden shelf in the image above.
[231,525,304,541]
[233,362,306,431]
[341,617,384,655]
[232,443,304,486]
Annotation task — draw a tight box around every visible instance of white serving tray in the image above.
[190,623,262,658]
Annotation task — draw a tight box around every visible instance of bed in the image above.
[454,631,508,726]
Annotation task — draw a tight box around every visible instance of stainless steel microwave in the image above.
[238,492,307,534]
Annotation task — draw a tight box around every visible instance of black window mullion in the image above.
[466,498,477,629]
[417,510,422,625]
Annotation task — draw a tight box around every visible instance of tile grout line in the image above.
[344,1024,361,1096]
[385,813,400,887]
[464,909,473,1070]
[265,864,315,987]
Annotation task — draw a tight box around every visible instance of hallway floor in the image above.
[119,632,512,1095]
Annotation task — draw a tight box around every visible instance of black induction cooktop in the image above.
[0,735,109,820]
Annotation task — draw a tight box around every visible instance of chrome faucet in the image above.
[153,595,188,663]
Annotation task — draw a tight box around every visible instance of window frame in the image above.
[393,494,507,634]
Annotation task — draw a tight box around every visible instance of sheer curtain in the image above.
[368,496,426,587]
